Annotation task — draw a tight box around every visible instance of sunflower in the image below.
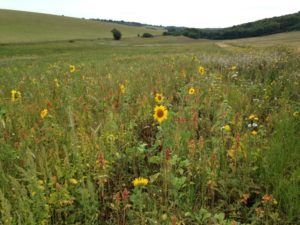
[40,109,48,119]
[69,65,76,73]
[54,78,60,88]
[188,87,195,95]
[198,66,205,76]
[155,93,164,103]
[251,130,257,136]
[222,124,231,132]
[153,105,168,124]
[132,177,149,187]
[248,114,258,121]
[11,89,21,102]
[293,111,299,117]
[119,84,125,94]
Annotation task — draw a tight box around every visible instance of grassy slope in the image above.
[0,9,165,43]
[218,31,300,51]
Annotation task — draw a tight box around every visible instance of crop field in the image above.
[0,28,300,225]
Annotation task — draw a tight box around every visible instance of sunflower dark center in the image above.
[157,109,164,118]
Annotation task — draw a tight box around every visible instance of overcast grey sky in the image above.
[1,0,299,28]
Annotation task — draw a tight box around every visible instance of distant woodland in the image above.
[163,11,300,39]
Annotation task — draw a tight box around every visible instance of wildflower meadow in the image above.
[0,37,299,225]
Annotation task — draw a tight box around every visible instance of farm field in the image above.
[0,9,164,43]
[0,31,300,225]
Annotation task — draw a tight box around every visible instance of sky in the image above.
[1,0,300,28]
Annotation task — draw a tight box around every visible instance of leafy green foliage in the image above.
[111,28,122,40]
[164,11,300,39]
[142,33,154,38]
[0,36,299,224]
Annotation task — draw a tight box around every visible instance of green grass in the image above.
[0,9,165,43]
[222,31,300,51]
[0,31,299,225]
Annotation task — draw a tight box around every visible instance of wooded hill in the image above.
[163,11,300,39]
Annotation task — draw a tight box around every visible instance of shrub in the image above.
[142,33,154,38]
[111,28,122,40]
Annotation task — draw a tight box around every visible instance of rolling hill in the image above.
[0,9,165,44]
[164,11,300,40]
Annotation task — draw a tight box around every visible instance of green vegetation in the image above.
[111,28,122,40]
[0,9,164,43]
[91,18,163,29]
[164,11,300,39]
[0,33,299,224]
[142,33,154,38]
[0,9,300,224]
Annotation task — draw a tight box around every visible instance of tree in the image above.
[111,28,122,40]
[142,33,154,38]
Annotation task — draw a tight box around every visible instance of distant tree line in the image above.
[163,11,300,39]
[90,18,162,30]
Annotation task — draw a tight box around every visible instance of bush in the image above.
[111,28,122,40]
[142,33,154,38]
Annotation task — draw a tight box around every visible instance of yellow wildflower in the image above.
[188,87,195,95]
[223,124,231,132]
[198,66,205,76]
[293,111,299,117]
[119,84,125,94]
[54,78,60,88]
[69,65,76,73]
[132,177,149,187]
[153,105,168,124]
[155,93,164,103]
[249,114,258,121]
[11,89,21,102]
[251,130,257,136]
[69,178,78,185]
[228,149,236,159]
[248,114,255,120]
[40,109,48,119]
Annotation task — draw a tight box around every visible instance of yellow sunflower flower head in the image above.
[188,87,195,95]
[251,130,258,136]
[11,89,21,102]
[119,84,126,94]
[40,109,48,119]
[69,65,76,73]
[223,124,231,132]
[54,78,60,88]
[132,177,149,187]
[153,105,168,124]
[248,114,258,121]
[198,66,205,76]
[155,93,164,103]
[292,111,299,118]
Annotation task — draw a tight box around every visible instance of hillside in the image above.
[224,31,300,51]
[0,9,164,43]
[164,11,300,40]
